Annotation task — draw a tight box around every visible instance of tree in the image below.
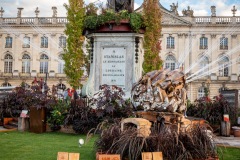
[142,0,162,73]
[63,0,86,89]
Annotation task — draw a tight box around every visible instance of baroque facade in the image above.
[136,3,240,101]
[0,3,240,101]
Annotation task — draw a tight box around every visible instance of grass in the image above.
[0,131,240,160]
[218,146,240,160]
[0,131,97,160]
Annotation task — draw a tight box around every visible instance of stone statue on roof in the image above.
[107,0,134,13]
[170,3,179,16]
[182,6,194,17]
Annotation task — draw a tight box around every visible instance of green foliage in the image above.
[90,84,134,119]
[47,100,69,130]
[187,95,233,125]
[142,0,163,73]
[64,99,99,134]
[63,0,86,89]
[1,86,56,118]
[85,3,98,16]
[96,124,218,160]
[84,9,144,32]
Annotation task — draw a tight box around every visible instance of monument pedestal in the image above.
[82,33,144,97]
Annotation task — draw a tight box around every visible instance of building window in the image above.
[59,36,66,48]
[58,54,64,74]
[41,36,48,48]
[22,54,31,73]
[218,56,229,77]
[40,54,49,73]
[5,37,12,48]
[198,87,205,99]
[200,37,208,49]
[23,36,30,48]
[166,36,175,49]
[199,56,209,76]
[220,37,228,50]
[165,55,176,70]
[4,54,13,73]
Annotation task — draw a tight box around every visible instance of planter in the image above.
[29,106,46,133]
[96,152,120,160]
[84,20,145,34]
[233,129,240,137]
[59,125,75,134]
[50,125,61,131]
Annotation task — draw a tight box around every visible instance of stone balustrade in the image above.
[192,16,240,25]
[1,16,240,25]
[0,17,68,25]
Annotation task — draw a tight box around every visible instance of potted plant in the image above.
[47,100,68,131]
[84,9,144,34]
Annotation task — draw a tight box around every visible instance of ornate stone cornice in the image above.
[178,33,184,38]
[231,34,237,38]
[211,34,216,38]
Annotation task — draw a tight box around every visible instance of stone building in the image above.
[0,7,70,95]
[0,3,240,101]
[136,3,240,101]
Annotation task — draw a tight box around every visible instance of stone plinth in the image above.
[121,118,151,137]
[18,117,30,131]
[82,33,144,97]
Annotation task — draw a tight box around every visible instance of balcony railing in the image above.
[1,16,240,26]
[199,45,208,49]
[188,16,240,25]
[1,17,68,25]
[5,44,12,48]
[22,44,30,48]
[220,45,228,50]
[166,45,175,49]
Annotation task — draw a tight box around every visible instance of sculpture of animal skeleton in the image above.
[131,69,187,114]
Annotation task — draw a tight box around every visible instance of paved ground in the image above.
[214,135,240,148]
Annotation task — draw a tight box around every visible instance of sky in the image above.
[0,0,240,17]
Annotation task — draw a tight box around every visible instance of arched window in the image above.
[22,54,31,73]
[199,56,209,76]
[59,36,66,48]
[220,37,228,50]
[4,54,13,73]
[166,36,175,49]
[198,87,205,99]
[5,36,12,48]
[165,55,176,70]
[218,56,229,77]
[40,54,49,73]
[58,54,64,74]
[41,36,48,48]
[200,37,208,49]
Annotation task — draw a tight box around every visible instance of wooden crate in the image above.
[96,152,120,160]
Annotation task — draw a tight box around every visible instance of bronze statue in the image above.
[107,0,134,12]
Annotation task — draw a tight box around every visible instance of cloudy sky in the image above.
[0,0,240,17]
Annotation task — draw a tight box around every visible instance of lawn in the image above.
[0,131,240,160]
[218,146,240,160]
[0,131,98,160]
